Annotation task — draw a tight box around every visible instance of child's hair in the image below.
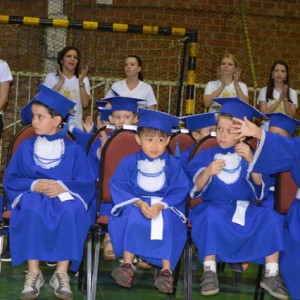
[217,113,234,123]
[33,101,63,120]
[137,127,168,138]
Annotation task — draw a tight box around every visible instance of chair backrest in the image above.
[7,125,36,160]
[167,131,195,156]
[99,129,141,204]
[275,171,297,213]
[86,125,114,154]
[189,135,218,161]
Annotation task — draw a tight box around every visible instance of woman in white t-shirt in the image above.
[0,59,13,137]
[203,53,249,113]
[44,46,91,130]
[257,60,298,131]
[105,55,157,110]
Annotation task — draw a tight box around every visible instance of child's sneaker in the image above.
[200,270,219,296]
[20,270,44,300]
[111,263,134,288]
[260,274,288,300]
[49,270,73,300]
[154,269,174,294]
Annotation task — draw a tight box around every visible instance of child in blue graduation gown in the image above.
[231,113,300,300]
[180,113,216,170]
[3,84,96,300]
[88,96,143,261]
[109,108,189,294]
[187,97,287,299]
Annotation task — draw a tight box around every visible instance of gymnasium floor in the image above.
[0,247,277,300]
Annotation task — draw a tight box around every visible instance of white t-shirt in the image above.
[105,79,157,108]
[44,72,91,130]
[204,80,248,113]
[257,86,298,131]
[0,60,13,114]
[0,60,13,83]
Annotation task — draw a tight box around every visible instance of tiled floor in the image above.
[0,247,278,300]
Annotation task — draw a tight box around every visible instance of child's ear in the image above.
[54,115,62,127]
[191,131,201,141]
[133,114,139,124]
[135,134,141,146]
[108,115,114,124]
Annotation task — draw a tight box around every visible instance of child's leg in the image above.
[111,251,135,288]
[154,260,173,294]
[260,251,288,300]
[21,260,44,299]
[50,260,73,299]
[200,255,219,296]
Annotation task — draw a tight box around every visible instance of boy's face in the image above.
[135,131,170,159]
[108,110,138,130]
[31,104,61,136]
[192,125,216,143]
[216,116,239,149]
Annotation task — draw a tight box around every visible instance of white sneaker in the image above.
[49,270,73,300]
[20,270,44,300]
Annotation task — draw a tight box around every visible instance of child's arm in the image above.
[235,141,262,185]
[194,159,225,192]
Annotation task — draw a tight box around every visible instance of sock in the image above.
[265,263,279,277]
[203,260,217,273]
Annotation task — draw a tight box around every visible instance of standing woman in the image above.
[203,53,249,113]
[44,46,91,131]
[0,59,13,138]
[257,60,298,131]
[105,55,157,110]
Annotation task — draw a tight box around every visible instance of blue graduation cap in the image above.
[213,97,265,120]
[137,108,179,135]
[95,100,108,108]
[102,96,145,113]
[182,113,216,131]
[98,108,112,122]
[266,112,300,135]
[21,84,75,125]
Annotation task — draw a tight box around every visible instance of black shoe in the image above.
[229,263,243,273]
[0,246,11,262]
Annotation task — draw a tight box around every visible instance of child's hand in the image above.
[35,179,67,198]
[235,142,253,163]
[82,116,94,133]
[148,203,164,219]
[206,159,226,176]
[230,117,263,140]
[136,201,152,218]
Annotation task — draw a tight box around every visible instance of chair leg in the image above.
[86,232,93,300]
[0,221,3,274]
[253,264,265,300]
[183,233,193,300]
[90,224,102,300]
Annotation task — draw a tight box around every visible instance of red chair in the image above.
[167,130,195,157]
[86,128,141,300]
[275,171,297,214]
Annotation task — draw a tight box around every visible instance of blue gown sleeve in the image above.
[249,131,298,175]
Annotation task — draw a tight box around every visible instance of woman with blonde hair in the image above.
[203,53,249,113]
